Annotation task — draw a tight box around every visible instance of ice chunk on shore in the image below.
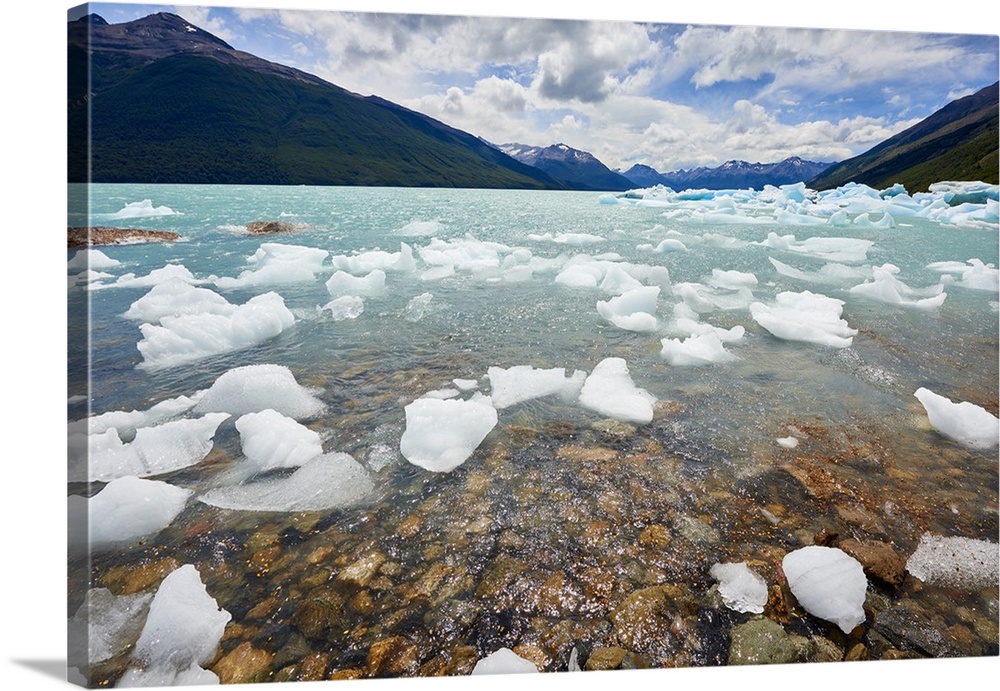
[137,291,295,369]
[214,243,329,289]
[400,393,498,472]
[123,280,236,323]
[471,648,539,675]
[782,546,867,634]
[578,358,656,424]
[710,562,768,614]
[119,564,230,687]
[193,364,325,419]
[69,589,153,667]
[660,332,738,366]
[597,286,660,332]
[905,533,999,590]
[84,476,193,547]
[68,249,121,272]
[326,269,386,297]
[199,453,374,511]
[79,414,229,483]
[236,409,323,473]
[750,290,856,348]
[322,295,365,320]
[849,264,945,308]
[913,387,999,449]
[487,365,586,408]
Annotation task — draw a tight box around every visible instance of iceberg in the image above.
[596,286,660,332]
[905,533,999,590]
[768,257,871,286]
[136,291,296,369]
[578,357,656,424]
[106,199,180,219]
[487,365,586,408]
[198,452,374,511]
[782,546,867,634]
[849,263,945,308]
[471,648,539,675]
[400,393,498,472]
[68,249,121,272]
[193,364,325,419]
[913,387,999,449]
[75,414,229,483]
[660,332,739,366]
[322,295,365,320]
[927,258,999,293]
[80,476,193,548]
[235,409,324,474]
[758,232,873,263]
[214,243,329,289]
[749,290,856,348]
[397,220,441,237]
[118,565,230,687]
[326,269,386,297]
[123,280,237,323]
[332,243,415,273]
[100,263,202,290]
[710,562,768,614]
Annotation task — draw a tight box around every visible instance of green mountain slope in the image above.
[68,13,565,189]
[808,81,998,193]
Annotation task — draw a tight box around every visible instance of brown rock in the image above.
[512,644,548,670]
[446,646,479,675]
[638,524,671,548]
[476,554,529,598]
[213,642,273,684]
[99,557,180,595]
[838,539,906,587]
[335,552,387,590]
[610,586,680,662]
[813,528,839,546]
[844,643,869,661]
[584,646,627,670]
[68,226,181,248]
[297,653,330,681]
[396,514,423,538]
[245,220,297,235]
[367,636,421,676]
[293,586,349,641]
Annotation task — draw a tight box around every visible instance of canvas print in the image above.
[67,1,999,687]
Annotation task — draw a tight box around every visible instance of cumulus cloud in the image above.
[173,5,240,44]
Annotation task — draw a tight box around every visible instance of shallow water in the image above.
[68,183,998,684]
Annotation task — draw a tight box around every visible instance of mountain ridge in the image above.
[620,156,836,190]
[498,142,636,191]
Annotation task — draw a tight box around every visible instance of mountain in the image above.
[808,81,999,193]
[620,157,836,190]
[499,143,635,191]
[67,12,565,189]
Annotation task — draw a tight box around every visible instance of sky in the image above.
[74,0,999,173]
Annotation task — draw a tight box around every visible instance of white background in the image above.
[2,1,997,690]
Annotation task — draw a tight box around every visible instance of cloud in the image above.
[173,5,240,44]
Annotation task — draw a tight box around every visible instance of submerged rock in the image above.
[246,220,298,235]
[68,226,181,247]
[728,617,805,665]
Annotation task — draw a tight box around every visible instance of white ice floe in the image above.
[106,199,180,219]
[214,243,329,289]
[326,269,386,297]
[666,303,746,343]
[913,387,999,449]
[905,533,999,590]
[487,365,586,409]
[749,290,856,348]
[68,394,203,441]
[596,286,660,332]
[453,378,480,391]
[768,257,871,286]
[136,291,295,369]
[123,280,236,323]
[759,232,874,263]
[69,589,153,668]
[674,282,755,313]
[782,546,867,634]
[79,476,193,548]
[68,249,121,272]
[400,393,498,472]
[527,232,605,245]
[927,258,999,293]
[418,235,507,273]
[99,263,202,290]
[849,264,946,309]
[776,436,799,449]
[471,648,539,675]
[193,364,326,419]
[331,243,415,274]
[198,452,374,511]
[322,295,365,320]
[118,564,230,687]
[404,292,434,322]
[578,357,656,424]
[235,409,323,474]
[660,332,739,366]
[706,268,758,290]
[75,414,229,483]
[397,220,441,237]
[710,562,768,614]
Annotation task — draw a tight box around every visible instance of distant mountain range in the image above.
[620,157,836,190]
[807,81,999,192]
[68,12,565,189]
[498,143,635,191]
